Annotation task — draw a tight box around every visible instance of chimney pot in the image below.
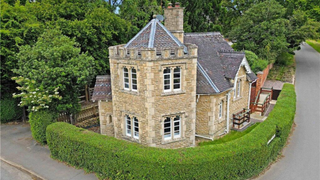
[168,2,172,8]
[175,2,180,7]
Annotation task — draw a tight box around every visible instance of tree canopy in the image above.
[13,29,95,114]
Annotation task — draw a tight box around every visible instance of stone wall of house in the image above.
[229,66,250,129]
[99,101,113,136]
[109,44,198,148]
[195,91,228,139]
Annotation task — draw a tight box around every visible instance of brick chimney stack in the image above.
[164,2,184,43]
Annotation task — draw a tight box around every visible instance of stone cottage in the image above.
[92,3,257,149]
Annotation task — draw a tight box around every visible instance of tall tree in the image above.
[13,29,95,114]
[0,0,42,94]
[229,0,289,61]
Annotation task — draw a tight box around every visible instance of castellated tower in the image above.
[164,2,184,43]
[108,17,198,148]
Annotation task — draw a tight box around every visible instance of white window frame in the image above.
[125,115,139,140]
[163,68,171,92]
[163,115,181,141]
[237,79,241,97]
[125,115,131,136]
[133,117,139,139]
[123,67,129,90]
[163,66,181,93]
[131,68,137,91]
[173,67,181,91]
[219,101,223,119]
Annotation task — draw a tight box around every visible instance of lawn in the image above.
[306,40,320,53]
[199,123,260,146]
[268,52,295,83]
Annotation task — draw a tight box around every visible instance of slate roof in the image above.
[91,75,112,101]
[185,32,257,94]
[125,18,188,53]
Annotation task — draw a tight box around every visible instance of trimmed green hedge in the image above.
[29,110,57,145]
[47,84,296,180]
[0,94,23,123]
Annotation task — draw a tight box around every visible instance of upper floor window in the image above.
[219,101,223,118]
[163,115,181,140]
[125,115,139,139]
[131,68,137,91]
[123,67,138,91]
[163,67,181,92]
[237,79,241,97]
[123,68,129,90]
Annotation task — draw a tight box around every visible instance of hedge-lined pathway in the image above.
[257,44,320,179]
[0,123,97,180]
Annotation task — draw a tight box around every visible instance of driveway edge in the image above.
[0,156,46,180]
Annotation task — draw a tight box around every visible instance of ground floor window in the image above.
[125,115,139,139]
[164,115,181,140]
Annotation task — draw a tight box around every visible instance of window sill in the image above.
[161,90,185,96]
[161,137,185,145]
[120,89,139,96]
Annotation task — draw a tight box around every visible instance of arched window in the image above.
[163,66,181,92]
[125,115,139,140]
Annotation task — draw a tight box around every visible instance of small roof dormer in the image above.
[124,18,188,53]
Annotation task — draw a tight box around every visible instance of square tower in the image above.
[108,17,198,148]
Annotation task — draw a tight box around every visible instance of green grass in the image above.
[199,123,260,146]
[268,52,295,82]
[306,40,320,53]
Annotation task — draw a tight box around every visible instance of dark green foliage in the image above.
[0,94,22,123]
[276,52,295,66]
[29,110,56,145]
[245,51,269,73]
[47,84,296,180]
[13,29,95,114]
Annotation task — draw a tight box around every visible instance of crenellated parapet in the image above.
[109,43,197,61]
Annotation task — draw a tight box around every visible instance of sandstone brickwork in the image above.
[109,44,198,148]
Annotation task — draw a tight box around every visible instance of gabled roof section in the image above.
[125,18,187,53]
[185,32,234,94]
[92,75,112,101]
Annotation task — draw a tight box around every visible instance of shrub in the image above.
[0,94,23,123]
[47,84,296,180]
[275,52,294,66]
[245,50,268,73]
[29,110,57,145]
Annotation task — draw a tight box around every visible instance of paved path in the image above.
[0,123,98,180]
[1,160,33,180]
[257,44,320,179]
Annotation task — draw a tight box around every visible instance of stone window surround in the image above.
[123,114,140,142]
[233,75,245,101]
[160,112,185,144]
[160,63,186,96]
[217,96,227,123]
[119,64,139,94]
